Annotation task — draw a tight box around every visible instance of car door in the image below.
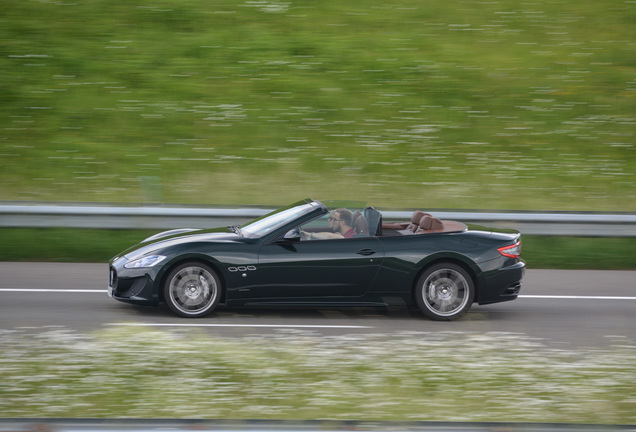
[245,236,385,300]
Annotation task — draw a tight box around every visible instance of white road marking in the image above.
[1,289,635,301]
[107,323,373,329]
[519,295,636,300]
[0,288,105,293]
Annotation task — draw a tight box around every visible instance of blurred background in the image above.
[1,0,634,211]
[1,2,636,424]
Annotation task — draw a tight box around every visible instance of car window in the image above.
[299,214,341,241]
[302,213,330,230]
[299,208,370,240]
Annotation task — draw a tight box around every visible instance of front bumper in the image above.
[108,261,160,306]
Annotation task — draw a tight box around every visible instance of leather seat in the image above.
[352,210,370,236]
[364,207,383,237]
[417,215,444,233]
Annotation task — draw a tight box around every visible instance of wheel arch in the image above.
[156,254,227,304]
[411,254,482,303]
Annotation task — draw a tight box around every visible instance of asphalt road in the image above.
[0,262,634,349]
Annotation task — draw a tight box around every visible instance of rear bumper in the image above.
[477,260,525,305]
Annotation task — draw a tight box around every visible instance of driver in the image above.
[330,208,355,238]
[303,208,355,240]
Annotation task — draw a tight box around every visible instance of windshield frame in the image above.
[240,199,326,239]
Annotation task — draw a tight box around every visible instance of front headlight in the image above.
[124,255,167,269]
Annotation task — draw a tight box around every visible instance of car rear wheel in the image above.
[415,263,475,321]
[164,262,221,318]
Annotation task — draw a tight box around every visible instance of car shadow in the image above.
[121,303,507,324]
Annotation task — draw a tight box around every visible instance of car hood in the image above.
[115,228,243,261]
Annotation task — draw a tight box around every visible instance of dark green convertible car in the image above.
[108,199,524,321]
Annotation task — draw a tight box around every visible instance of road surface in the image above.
[0,262,634,349]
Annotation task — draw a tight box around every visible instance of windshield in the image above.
[241,200,322,238]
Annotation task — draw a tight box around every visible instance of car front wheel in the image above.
[164,262,221,318]
[415,263,475,321]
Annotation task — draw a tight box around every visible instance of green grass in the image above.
[1,0,635,210]
[0,228,156,263]
[1,328,634,423]
[522,236,636,270]
[0,228,634,269]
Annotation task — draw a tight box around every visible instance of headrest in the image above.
[411,210,425,224]
[419,215,444,231]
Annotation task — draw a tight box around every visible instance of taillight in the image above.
[498,241,522,259]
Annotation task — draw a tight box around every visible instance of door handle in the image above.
[356,248,376,256]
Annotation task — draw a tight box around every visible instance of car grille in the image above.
[109,266,118,289]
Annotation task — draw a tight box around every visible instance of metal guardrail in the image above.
[0,419,633,432]
[1,203,636,236]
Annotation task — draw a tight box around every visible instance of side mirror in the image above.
[283,227,301,242]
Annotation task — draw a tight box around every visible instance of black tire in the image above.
[163,262,221,318]
[415,263,475,321]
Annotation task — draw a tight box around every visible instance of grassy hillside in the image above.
[1,0,635,210]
